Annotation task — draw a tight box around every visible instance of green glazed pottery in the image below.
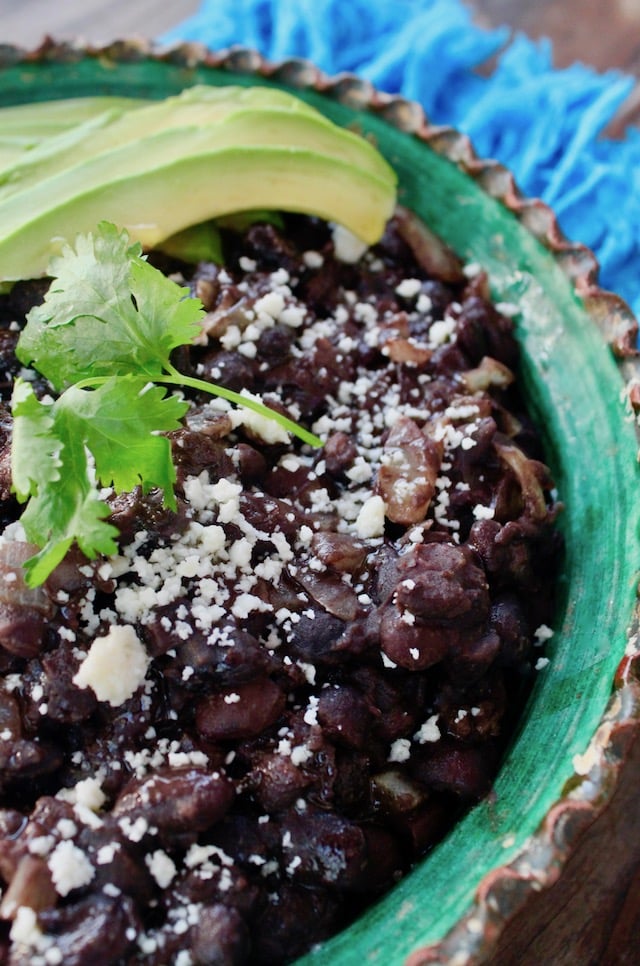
[0,39,638,965]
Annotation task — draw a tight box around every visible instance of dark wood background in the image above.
[0,0,638,962]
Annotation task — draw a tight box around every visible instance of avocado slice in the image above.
[0,98,151,178]
[0,144,396,280]
[0,86,368,202]
[0,96,149,138]
[0,136,41,169]
[0,109,128,183]
[0,98,397,280]
[157,220,224,264]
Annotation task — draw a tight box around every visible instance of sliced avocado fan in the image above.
[0,86,398,280]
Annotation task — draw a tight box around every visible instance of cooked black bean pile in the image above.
[0,213,561,965]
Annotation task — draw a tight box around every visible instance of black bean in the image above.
[251,883,342,964]
[288,610,347,665]
[311,532,368,575]
[317,685,376,751]
[77,822,155,905]
[171,429,236,483]
[195,679,285,742]
[411,740,499,801]
[36,895,140,966]
[280,807,368,889]
[248,750,312,812]
[394,542,489,625]
[42,643,97,724]
[113,767,234,835]
[171,628,273,688]
[197,349,258,394]
[191,902,250,965]
[243,223,302,274]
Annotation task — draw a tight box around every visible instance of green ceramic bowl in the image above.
[1,39,639,965]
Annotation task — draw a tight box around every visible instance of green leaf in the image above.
[17,221,204,390]
[58,377,188,508]
[10,378,61,501]
[17,401,119,587]
[10,220,320,586]
[128,256,205,366]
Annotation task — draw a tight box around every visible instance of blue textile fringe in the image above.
[160,0,640,318]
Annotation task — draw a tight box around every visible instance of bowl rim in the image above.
[1,35,639,965]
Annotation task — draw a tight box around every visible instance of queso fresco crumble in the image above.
[0,212,560,965]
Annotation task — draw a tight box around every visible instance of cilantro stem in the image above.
[162,365,322,448]
[73,368,322,449]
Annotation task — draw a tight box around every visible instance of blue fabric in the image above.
[160,0,640,318]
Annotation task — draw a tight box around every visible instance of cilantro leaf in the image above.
[17,221,204,390]
[21,493,118,589]
[10,221,321,586]
[10,378,61,501]
[12,381,119,586]
[58,378,188,508]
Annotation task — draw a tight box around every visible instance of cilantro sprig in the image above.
[11,221,320,586]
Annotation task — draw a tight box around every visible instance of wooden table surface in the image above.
[0,1,638,963]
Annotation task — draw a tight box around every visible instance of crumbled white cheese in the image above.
[280,304,306,328]
[388,738,412,763]
[355,495,386,539]
[534,623,554,644]
[428,317,456,347]
[472,504,495,521]
[119,816,149,843]
[145,850,177,889]
[303,695,319,726]
[303,250,324,269]
[10,907,47,951]
[573,744,599,777]
[48,841,95,897]
[254,291,285,321]
[28,835,56,857]
[229,390,291,444]
[96,843,119,865]
[494,301,520,317]
[395,278,422,299]
[290,745,313,767]
[73,625,150,707]
[331,224,368,263]
[414,715,441,744]
[56,819,77,840]
[70,776,106,812]
[463,261,483,278]
[345,457,372,484]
